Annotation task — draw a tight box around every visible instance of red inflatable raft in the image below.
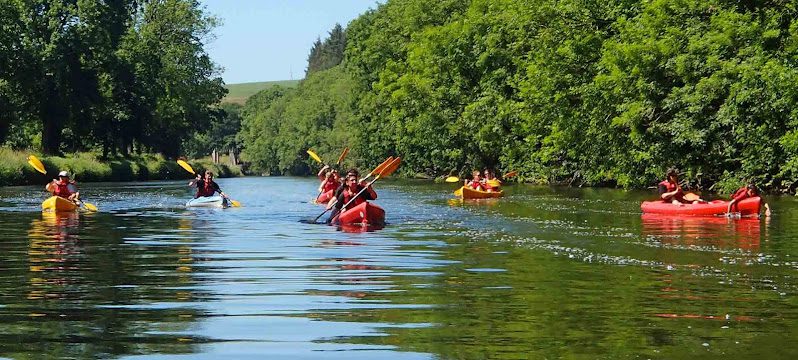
[337,202,385,226]
[640,197,762,217]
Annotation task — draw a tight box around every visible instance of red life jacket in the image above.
[53,180,73,197]
[467,180,485,191]
[731,187,749,202]
[197,180,216,197]
[321,178,338,193]
[658,180,677,192]
[342,185,367,208]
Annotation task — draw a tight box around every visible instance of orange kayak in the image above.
[455,186,503,199]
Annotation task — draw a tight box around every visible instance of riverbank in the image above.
[0,148,242,186]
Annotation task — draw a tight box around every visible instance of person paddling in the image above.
[658,168,702,205]
[316,165,340,199]
[484,169,501,190]
[189,170,229,201]
[45,171,80,203]
[727,183,771,217]
[465,170,492,192]
[326,169,377,224]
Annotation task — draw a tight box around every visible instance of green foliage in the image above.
[235,0,798,192]
[239,67,358,175]
[183,103,242,159]
[306,23,346,76]
[0,0,226,157]
[0,148,239,186]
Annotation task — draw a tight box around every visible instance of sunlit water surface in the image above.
[0,178,797,359]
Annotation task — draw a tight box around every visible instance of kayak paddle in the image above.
[27,155,46,175]
[29,154,98,211]
[445,176,460,183]
[177,159,196,175]
[683,192,702,202]
[336,147,350,166]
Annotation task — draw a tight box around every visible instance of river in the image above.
[0,177,796,359]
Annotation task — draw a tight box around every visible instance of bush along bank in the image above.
[0,149,242,186]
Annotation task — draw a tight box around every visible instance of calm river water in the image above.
[0,177,796,359]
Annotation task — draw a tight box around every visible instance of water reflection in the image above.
[641,214,765,250]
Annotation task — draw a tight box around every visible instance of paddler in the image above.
[189,170,230,200]
[317,165,340,198]
[45,171,80,203]
[465,170,492,192]
[727,183,771,217]
[658,168,702,204]
[326,169,377,224]
[484,169,500,190]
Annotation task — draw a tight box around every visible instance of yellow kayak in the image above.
[454,186,504,199]
[42,196,78,212]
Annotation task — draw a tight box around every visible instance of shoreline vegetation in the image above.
[0,148,241,186]
[236,0,798,195]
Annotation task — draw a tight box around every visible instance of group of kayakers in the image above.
[656,168,770,217]
[464,169,502,192]
[316,165,378,224]
[44,163,772,220]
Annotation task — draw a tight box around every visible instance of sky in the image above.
[200,0,378,84]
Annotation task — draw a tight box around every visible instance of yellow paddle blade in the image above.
[336,147,349,165]
[454,187,463,197]
[445,176,460,183]
[82,201,98,212]
[684,192,701,201]
[504,170,518,178]
[177,160,195,175]
[307,149,323,164]
[27,155,47,174]
[487,179,501,187]
[230,200,241,207]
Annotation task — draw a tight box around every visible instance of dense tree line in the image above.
[241,0,798,192]
[306,23,346,76]
[0,0,225,157]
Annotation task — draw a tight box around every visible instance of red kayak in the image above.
[640,197,762,216]
[337,202,385,226]
[315,190,334,205]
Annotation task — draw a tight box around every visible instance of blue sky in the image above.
[200,0,378,84]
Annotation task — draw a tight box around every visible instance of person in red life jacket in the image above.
[727,183,771,217]
[465,170,492,192]
[484,169,501,190]
[658,168,702,205]
[188,170,229,200]
[326,169,377,224]
[45,171,80,202]
[317,165,340,197]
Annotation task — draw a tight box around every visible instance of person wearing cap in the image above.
[45,171,80,202]
[325,168,378,224]
[188,170,229,200]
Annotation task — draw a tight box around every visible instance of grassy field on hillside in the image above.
[223,80,300,104]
